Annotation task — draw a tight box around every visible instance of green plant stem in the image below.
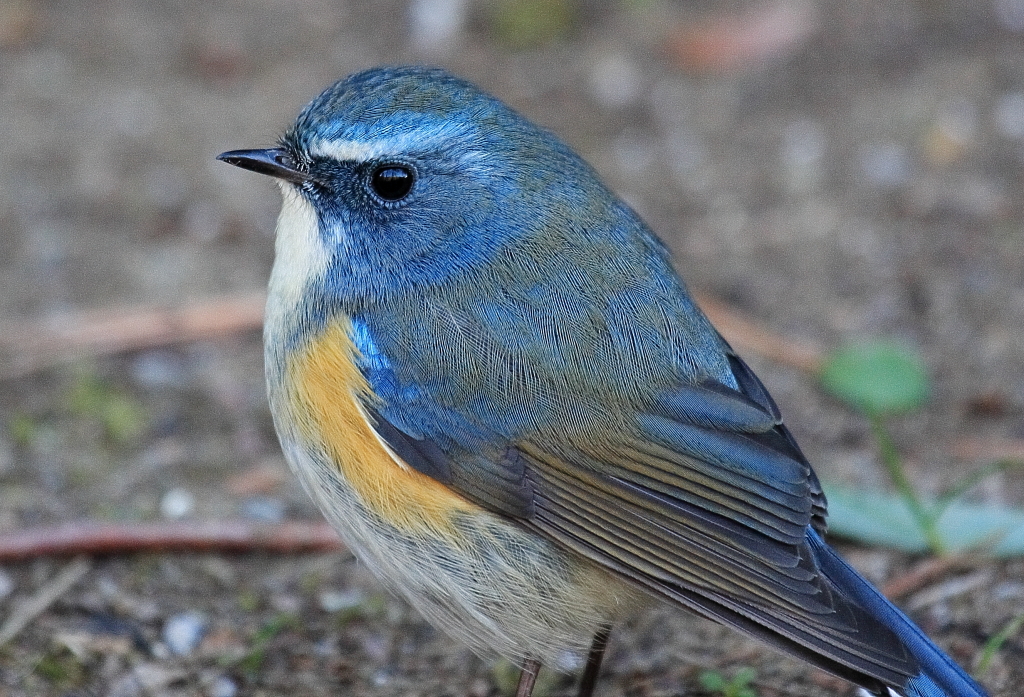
[976,612,1024,673]
[869,415,945,555]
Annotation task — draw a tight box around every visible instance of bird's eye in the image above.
[369,164,415,201]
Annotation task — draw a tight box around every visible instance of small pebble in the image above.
[132,350,187,389]
[160,488,194,519]
[589,53,641,109]
[139,439,187,470]
[409,0,467,52]
[994,92,1024,140]
[319,588,365,613]
[554,649,582,671]
[992,581,1024,601]
[107,673,144,697]
[163,611,207,656]
[239,496,286,523]
[0,568,14,601]
[270,593,301,614]
[468,677,492,697]
[313,636,338,656]
[858,141,912,187]
[207,675,238,697]
[783,118,825,169]
[371,668,393,686]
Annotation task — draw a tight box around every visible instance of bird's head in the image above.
[219,66,615,313]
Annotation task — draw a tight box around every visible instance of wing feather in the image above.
[362,333,913,686]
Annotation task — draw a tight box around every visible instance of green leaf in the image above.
[733,667,756,685]
[699,671,726,691]
[819,341,929,417]
[824,482,1024,556]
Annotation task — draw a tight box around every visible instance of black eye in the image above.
[369,164,414,201]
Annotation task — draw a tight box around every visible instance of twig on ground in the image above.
[0,520,344,562]
[0,556,92,646]
[951,437,1024,463]
[906,569,994,612]
[0,292,266,379]
[0,291,822,379]
[880,554,977,600]
[694,292,824,373]
[665,1,819,73]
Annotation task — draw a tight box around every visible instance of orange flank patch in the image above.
[286,319,477,534]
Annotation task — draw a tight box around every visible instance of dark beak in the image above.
[216,148,308,185]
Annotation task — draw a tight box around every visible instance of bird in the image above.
[217,65,989,697]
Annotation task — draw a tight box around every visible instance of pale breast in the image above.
[266,315,643,666]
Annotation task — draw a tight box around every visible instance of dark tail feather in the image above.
[809,532,988,697]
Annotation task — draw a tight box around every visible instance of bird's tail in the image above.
[810,533,989,697]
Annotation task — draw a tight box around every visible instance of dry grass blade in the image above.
[0,556,92,646]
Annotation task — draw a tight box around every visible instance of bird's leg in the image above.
[515,658,542,697]
[577,624,612,697]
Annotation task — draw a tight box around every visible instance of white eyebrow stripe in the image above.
[308,127,492,170]
[309,128,441,162]
[309,138,382,162]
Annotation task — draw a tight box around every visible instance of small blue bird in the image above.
[218,66,989,697]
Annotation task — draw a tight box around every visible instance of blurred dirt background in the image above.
[1,1,1023,695]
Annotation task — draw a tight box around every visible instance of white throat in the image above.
[264,183,327,350]
[265,184,329,335]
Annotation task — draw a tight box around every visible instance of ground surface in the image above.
[1,1,1023,695]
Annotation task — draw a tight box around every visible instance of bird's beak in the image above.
[216,148,308,185]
